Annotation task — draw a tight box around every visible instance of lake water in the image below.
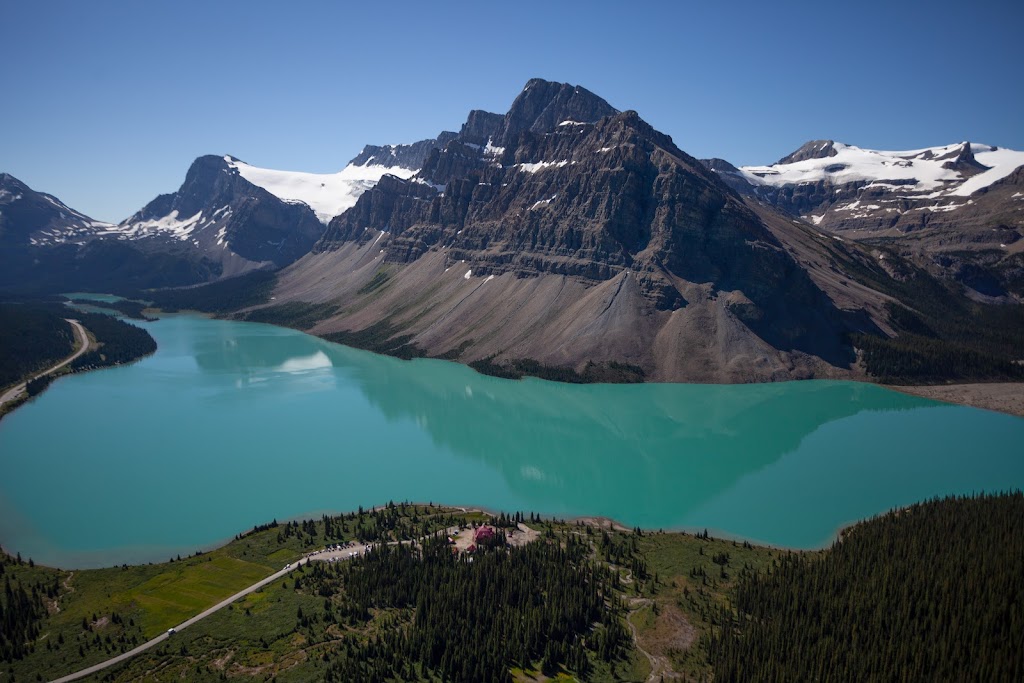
[1,313,1022,568]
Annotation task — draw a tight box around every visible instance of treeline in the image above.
[0,553,55,663]
[324,320,426,360]
[709,492,1024,682]
[271,504,470,548]
[242,301,339,330]
[295,534,629,682]
[69,312,156,371]
[837,247,1024,381]
[854,328,1024,383]
[144,270,276,313]
[0,303,74,387]
[68,298,155,321]
[470,356,646,383]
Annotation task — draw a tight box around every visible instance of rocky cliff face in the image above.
[272,80,882,380]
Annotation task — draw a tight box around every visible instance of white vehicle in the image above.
[167,628,176,635]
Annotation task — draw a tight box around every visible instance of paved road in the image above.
[50,557,309,683]
[48,529,458,683]
[0,319,90,410]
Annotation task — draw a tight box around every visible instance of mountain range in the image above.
[2,78,1022,382]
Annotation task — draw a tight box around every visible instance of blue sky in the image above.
[2,0,1021,222]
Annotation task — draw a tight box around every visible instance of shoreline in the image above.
[883,382,1024,418]
[2,500,854,572]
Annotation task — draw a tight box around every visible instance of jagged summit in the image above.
[497,79,618,144]
[776,140,838,165]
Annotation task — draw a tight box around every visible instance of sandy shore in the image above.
[885,382,1024,418]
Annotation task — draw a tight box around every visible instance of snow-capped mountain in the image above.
[705,141,1024,248]
[108,142,441,272]
[0,173,112,247]
[0,136,450,291]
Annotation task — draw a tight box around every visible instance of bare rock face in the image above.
[288,80,864,377]
[347,137,455,170]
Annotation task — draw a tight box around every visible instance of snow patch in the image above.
[463,269,472,280]
[118,210,204,240]
[530,194,557,210]
[225,156,417,223]
[952,147,1024,196]
[484,138,505,157]
[515,160,573,174]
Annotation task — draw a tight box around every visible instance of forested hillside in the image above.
[68,311,156,371]
[1,496,1020,681]
[0,303,74,387]
[709,492,1024,682]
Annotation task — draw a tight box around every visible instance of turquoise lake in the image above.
[1,313,1022,568]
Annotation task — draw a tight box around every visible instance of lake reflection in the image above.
[1,314,1022,568]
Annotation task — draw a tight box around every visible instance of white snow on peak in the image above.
[515,160,574,174]
[116,210,205,240]
[739,142,1024,199]
[558,120,587,127]
[952,146,1024,196]
[224,156,417,224]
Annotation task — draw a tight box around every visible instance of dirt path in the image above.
[0,319,91,411]
[627,597,683,682]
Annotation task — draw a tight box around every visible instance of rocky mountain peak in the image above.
[0,172,22,188]
[459,110,504,146]
[497,79,618,144]
[776,140,838,165]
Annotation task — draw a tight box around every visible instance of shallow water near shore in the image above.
[1,312,1022,568]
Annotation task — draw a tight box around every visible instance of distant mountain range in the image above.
[2,78,1022,382]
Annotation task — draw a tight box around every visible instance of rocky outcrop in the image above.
[347,137,455,170]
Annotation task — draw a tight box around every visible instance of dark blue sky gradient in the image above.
[2,0,1020,222]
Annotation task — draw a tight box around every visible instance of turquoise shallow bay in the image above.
[1,313,1022,568]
